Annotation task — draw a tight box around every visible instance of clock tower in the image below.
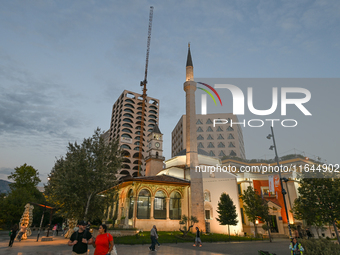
[145,125,165,176]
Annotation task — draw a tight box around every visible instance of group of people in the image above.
[68,220,115,255]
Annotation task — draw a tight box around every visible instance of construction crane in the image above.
[138,6,154,177]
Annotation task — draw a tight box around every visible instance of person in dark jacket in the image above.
[8,224,18,247]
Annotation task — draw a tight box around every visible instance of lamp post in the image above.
[267,126,292,239]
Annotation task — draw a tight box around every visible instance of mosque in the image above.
[105,46,312,237]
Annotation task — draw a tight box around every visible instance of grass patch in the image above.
[113,231,264,245]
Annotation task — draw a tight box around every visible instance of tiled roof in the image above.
[264,198,282,208]
[119,174,190,184]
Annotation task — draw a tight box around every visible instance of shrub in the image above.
[299,239,340,255]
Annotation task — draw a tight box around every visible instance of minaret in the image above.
[183,44,206,232]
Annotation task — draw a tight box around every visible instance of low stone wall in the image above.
[92,229,139,238]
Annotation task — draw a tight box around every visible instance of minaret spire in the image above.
[186,43,194,81]
[183,44,205,232]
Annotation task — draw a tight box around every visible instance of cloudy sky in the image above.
[0,0,339,184]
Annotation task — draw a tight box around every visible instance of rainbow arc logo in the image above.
[197,82,223,109]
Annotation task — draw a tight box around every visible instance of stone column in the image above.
[166,198,170,220]
[150,196,155,219]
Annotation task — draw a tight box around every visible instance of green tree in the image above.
[258,200,272,242]
[216,193,238,238]
[0,164,45,228]
[44,128,121,221]
[241,186,266,237]
[179,215,199,237]
[294,177,340,243]
[8,163,41,190]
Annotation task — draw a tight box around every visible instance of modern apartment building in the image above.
[108,90,159,179]
[171,113,245,159]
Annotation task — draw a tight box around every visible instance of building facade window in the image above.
[206,119,213,124]
[204,190,211,202]
[217,134,224,140]
[227,126,234,131]
[205,210,211,219]
[170,192,181,220]
[218,142,225,148]
[154,190,166,219]
[217,126,223,132]
[197,135,204,140]
[197,127,203,132]
[219,150,226,157]
[209,151,215,156]
[128,189,134,219]
[208,142,214,148]
[228,134,235,139]
[207,135,213,140]
[228,142,235,148]
[230,150,236,156]
[198,142,204,148]
[196,119,203,124]
[137,189,151,219]
[207,126,213,132]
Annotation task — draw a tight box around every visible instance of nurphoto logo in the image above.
[198,81,312,128]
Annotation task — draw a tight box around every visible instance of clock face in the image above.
[155,142,160,148]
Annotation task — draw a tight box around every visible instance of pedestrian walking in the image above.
[8,224,18,247]
[93,224,115,255]
[193,227,202,247]
[17,224,27,241]
[289,237,304,255]
[149,225,158,251]
[62,222,66,236]
[68,220,93,255]
[53,224,57,236]
[154,226,160,247]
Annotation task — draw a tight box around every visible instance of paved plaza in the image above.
[0,232,290,255]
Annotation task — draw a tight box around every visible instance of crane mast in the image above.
[138,6,154,176]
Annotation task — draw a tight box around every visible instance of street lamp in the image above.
[267,126,292,239]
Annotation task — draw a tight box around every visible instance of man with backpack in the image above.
[68,220,93,255]
[289,237,304,255]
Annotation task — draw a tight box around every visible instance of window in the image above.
[149,105,157,110]
[124,108,134,113]
[123,113,133,118]
[228,142,235,148]
[217,126,223,132]
[170,192,181,220]
[198,142,204,148]
[121,144,131,150]
[124,103,135,109]
[196,119,203,125]
[204,191,211,202]
[121,134,132,138]
[238,184,242,195]
[149,110,157,114]
[197,127,203,132]
[227,126,234,131]
[208,142,214,148]
[205,210,211,220]
[137,189,151,219]
[154,190,166,219]
[209,151,215,156]
[219,151,226,157]
[229,150,236,156]
[207,126,213,132]
[148,119,157,124]
[123,118,133,123]
[197,135,204,140]
[125,99,134,104]
[149,114,157,119]
[217,134,224,140]
[122,128,132,133]
[228,134,235,139]
[218,142,225,148]
[206,119,213,124]
[122,123,133,128]
[128,190,134,219]
[207,134,213,140]
[241,208,245,224]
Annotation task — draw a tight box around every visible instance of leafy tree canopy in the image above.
[8,163,41,190]
[216,193,238,237]
[44,128,122,221]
